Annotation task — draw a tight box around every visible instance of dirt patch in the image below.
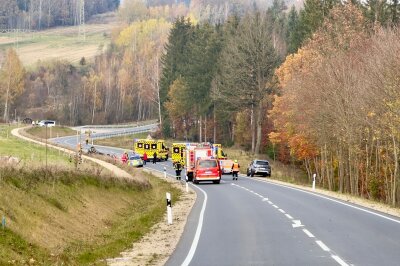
[107,175,196,266]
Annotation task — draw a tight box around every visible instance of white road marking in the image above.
[278,209,285,214]
[316,240,330,252]
[285,214,293,219]
[243,176,400,225]
[181,185,208,266]
[331,255,349,266]
[292,220,304,228]
[273,205,279,208]
[268,201,273,204]
[302,229,315,238]
[262,198,268,201]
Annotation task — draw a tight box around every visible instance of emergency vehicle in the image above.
[134,139,169,161]
[185,143,211,181]
[212,144,227,159]
[172,143,187,166]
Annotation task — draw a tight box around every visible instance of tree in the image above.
[287,6,301,54]
[216,12,280,154]
[0,48,25,122]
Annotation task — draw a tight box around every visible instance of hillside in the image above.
[0,12,118,67]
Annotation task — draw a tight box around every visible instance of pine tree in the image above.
[287,6,301,54]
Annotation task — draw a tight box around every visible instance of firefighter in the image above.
[174,162,182,180]
[232,159,240,180]
[143,151,148,165]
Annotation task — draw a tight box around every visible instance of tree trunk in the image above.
[251,104,255,153]
[91,82,97,124]
[392,134,398,206]
[199,115,202,142]
[3,65,12,122]
[254,103,262,155]
[213,104,216,143]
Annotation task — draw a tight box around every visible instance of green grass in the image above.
[94,132,150,149]
[25,125,76,139]
[0,125,72,166]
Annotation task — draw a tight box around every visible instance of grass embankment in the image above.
[25,125,76,139]
[94,132,149,149]
[0,125,181,265]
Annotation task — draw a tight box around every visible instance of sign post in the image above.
[166,192,172,224]
[312,173,316,191]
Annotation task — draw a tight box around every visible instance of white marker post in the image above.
[312,173,316,191]
[164,166,167,178]
[166,192,172,224]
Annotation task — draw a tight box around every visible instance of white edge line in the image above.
[278,209,285,213]
[302,229,315,238]
[316,240,330,252]
[273,205,279,208]
[331,255,349,266]
[244,176,400,225]
[285,214,293,219]
[181,184,208,266]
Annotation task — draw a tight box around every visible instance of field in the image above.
[0,12,119,67]
[0,125,181,264]
[26,125,77,139]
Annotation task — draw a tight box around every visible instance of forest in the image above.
[1,0,400,205]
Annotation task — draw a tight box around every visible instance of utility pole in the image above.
[78,0,85,41]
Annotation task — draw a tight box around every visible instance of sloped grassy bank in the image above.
[0,166,181,265]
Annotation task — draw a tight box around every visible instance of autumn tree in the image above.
[0,48,25,122]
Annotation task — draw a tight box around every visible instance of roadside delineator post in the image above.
[166,192,172,224]
[2,216,5,230]
[164,166,167,178]
[312,173,316,191]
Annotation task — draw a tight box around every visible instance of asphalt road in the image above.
[51,130,400,266]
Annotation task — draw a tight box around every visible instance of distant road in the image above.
[51,126,400,266]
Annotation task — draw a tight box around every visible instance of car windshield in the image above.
[220,160,233,166]
[130,155,141,160]
[198,160,217,168]
[256,160,269,166]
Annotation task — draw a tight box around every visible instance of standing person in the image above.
[143,151,148,165]
[121,152,128,164]
[232,159,240,180]
[153,152,157,164]
[174,162,182,180]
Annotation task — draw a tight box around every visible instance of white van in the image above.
[38,120,56,127]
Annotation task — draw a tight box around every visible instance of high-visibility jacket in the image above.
[232,163,240,171]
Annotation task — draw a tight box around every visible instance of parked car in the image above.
[128,154,144,167]
[38,120,56,127]
[246,159,271,177]
[219,159,234,175]
[193,158,221,184]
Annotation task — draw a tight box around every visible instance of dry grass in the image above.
[25,125,76,139]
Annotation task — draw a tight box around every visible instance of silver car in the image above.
[246,159,271,177]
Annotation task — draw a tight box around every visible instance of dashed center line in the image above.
[285,214,293,219]
[316,240,330,252]
[232,182,349,266]
[332,255,349,266]
[302,229,315,238]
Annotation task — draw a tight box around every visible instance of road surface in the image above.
[51,130,400,266]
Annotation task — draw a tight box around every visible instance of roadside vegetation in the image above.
[25,125,77,139]
[94,132,149,149]
[0,125,181,264]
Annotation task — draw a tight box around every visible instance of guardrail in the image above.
[79,121,158,129]
[90,128,155,140]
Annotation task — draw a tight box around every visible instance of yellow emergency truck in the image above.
[172,143,187,166]
[134,139,169,161]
